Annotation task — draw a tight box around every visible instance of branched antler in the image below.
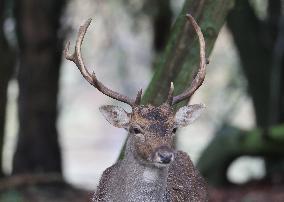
[64,19,140,106]
[65,15,206,107]
[167,14,207,106]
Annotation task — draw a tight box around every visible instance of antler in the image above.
[64,19,141,106]
[168,14,207,106]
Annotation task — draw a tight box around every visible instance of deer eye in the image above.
[131,127,142,134]
[172,128,177,134]
[134,128,141,134]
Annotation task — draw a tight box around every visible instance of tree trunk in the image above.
[12,0,65,174]
[0,0,15,176]
[142,0,235,107]
[227,0,278,127]
[145,0,173,53]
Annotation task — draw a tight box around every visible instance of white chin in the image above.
[153,162,170,168]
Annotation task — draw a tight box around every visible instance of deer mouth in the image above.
[153,161,173,168]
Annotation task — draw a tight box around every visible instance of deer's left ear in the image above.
[99,105,130,128]
[174,104,205,128]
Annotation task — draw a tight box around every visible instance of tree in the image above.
[12,0,66,174]
[142,0,235,107]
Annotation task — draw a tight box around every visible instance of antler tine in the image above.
[172,14,206,105]
[65,19,93,84]
[64,19,136,106]
[134,89,143,105]
[166,82,174,105]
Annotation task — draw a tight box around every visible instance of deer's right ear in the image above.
[99,105,130,128]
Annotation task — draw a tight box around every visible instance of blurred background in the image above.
[0,0,284,201]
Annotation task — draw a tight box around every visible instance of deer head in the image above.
[65,14,206,168]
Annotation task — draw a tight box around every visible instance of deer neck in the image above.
[120,136,169,201]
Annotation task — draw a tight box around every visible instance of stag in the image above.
[65,14,208,202]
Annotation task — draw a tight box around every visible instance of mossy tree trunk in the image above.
[142,0,235,107]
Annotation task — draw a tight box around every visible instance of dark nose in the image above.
[158,151,174,164]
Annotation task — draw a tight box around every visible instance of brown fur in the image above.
[166,151,208,201]
[131,104,175,136]
[130,104,175,162]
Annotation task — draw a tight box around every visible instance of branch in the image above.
[197,124,284,186]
